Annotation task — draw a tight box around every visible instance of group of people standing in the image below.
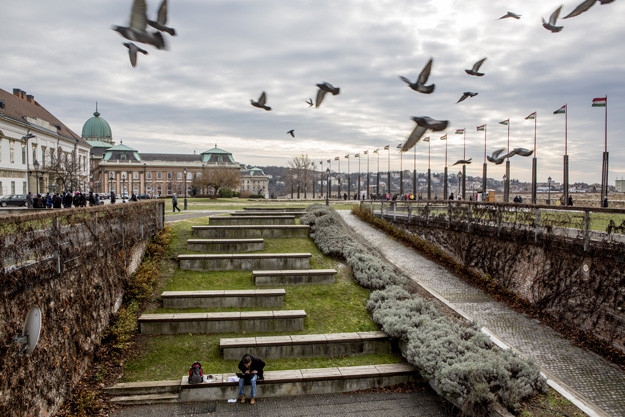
[26,190,141,209]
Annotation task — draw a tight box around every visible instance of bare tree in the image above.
[191,166,240,198]
[45,147,81,192]
[288,154,313,199]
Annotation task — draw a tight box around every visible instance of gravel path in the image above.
[338,211,625,417]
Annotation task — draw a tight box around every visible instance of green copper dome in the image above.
[82,105,112,140]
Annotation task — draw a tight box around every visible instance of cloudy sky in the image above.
[1,0,623,183]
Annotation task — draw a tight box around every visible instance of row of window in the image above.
[107,185,192,196]
[107,171,195,180]
[0,139,88,171]
[0,180,27,196]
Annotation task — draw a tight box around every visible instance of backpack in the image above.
[188,361,203,384]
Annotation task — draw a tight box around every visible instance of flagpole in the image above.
[427,139,431,200]
[346,155,350,200]
[413,146,417,197]
[366,151,370,199]
[329,159,332,200]
[387,146,391,196]
[376,150,380,197]
[505,120,510,203]
[564,105,569,202]
[532,112,537,204]
[462,129,466,200]
[400,149,404,195]
[357,154,361,199]
[337,157,341,199]
[603,95,609,202]
[320,160,323,198]
[443,133,448,199]
[482,125,487,200]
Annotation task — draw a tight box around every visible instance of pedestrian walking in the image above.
[111,190,116,204]
[26,192,33,209]
[172,193,181,212]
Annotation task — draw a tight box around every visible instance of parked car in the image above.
[0,194,28,207]
[136,194,153,200]
[99,193,110,200]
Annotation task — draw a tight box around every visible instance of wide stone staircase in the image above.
[106,207,414,405]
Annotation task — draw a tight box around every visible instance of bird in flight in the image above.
[564,0,614,19]
[452,158,472,166]
[487,148,507,165]
[306,98,313,107]
[465,58,487,76]
[399,58,435,94]
[498,11,521,19]
[457,92,478,103]
[401,117,449,153]
[147,0,176,36]
[112,0,166,50]
[251,91,271,111]
[315,82,340,108]
[287,130,295,138]
[543,5,564,32]
[507,147,534,157]
[124,42,148,67]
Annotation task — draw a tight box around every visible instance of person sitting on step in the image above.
[238,353,265,405]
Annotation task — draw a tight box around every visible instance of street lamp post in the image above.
[325,168,330,206]
[183,167,188,210]
[547,176,552,205]
[33,159,40,194]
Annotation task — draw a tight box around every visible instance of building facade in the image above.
[240,167,270,197]
[0,88,91,196]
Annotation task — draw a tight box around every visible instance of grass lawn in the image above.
[121,216,396,382]
[162,198,357,214]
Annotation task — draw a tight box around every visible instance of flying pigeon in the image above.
[457,92,478,103]
[564,0,614,19]
[306,98,313,107]
[315,82,340,108]
[465,58,487,76]
[251,91,271,111]
[542,5,564,32]
[147,0,176,36]
[112,0,166,50]
[498,11,522,19]
[507,147,534,157]
[487,148,507,165]
[399,58,435,94]
[123,42,148,67]
[287,130,295,138]
[400,116,449,153]
[452,158,472,166]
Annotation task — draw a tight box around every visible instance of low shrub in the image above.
[301,204,546,415]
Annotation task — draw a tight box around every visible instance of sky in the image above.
[1,0,623,184]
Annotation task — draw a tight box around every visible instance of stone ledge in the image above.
[254,269,337,286]
[208,216,296,225]
[162,289,286,309]
[253,269,336,276]
[186,238,264,253]
[179,253,312,272]
[191,225,309,239]
[179,253,312,260]
[162,289,285,298]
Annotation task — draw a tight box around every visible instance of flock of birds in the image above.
[111,0,616,167]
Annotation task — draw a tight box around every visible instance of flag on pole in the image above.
[476,125,486,131]
[455,129,464,134]
[334,156,339,160]
[499,120,509,125]
[423,137,430,142]
[397,143,402,149]
[440,134,447,140]
[384,145,389,150]
[554,105,566,114]
[355,153,360,158]
[525,112,536,120]
[592,97,607,107]
[363,150,368,154]
[373,149,378,153]
[344,154,349,158]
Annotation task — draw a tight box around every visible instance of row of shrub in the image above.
[300,204,546,415]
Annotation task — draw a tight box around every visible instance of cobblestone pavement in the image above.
[111,390,458,417]
[339,211,625,417]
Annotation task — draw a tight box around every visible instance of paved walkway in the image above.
[111,390,457,417]
[338,211,625,417]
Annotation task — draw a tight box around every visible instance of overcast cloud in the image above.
[1,0,623,183]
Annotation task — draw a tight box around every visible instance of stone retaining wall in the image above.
[162,289,285,308]
[179,253,311,271]
[186,238,264,253]
[192,225,309,239]
[208,216,296,225]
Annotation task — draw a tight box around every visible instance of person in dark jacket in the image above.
[111,190,116,204]
[63,192,73,208]
[238,354,265,404]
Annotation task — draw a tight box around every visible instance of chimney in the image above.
[21,90,27,99]
[13,88,21,97]
[26,94,35,103]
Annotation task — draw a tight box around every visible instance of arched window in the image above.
[177,172,183,180]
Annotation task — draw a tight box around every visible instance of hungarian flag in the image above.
[363,150,368,154]
[440,134,447,140]
[384,145,389,150]
[423,137,430,142]
[554,105,566,114]
[397,143,402,148]
[355,153,360,158]
[373,149,378,153]
[476,124,486,131]
[455,129,464,134]
[525,112,536,120]
[592,97,607,107]
[499,120,509,126]
[334,156,339,161]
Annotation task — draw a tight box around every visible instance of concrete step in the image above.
[179,364,416,401]
[232,211,307,218]
[162,289,286,308]
[192,225,309,239]
[109,393,179,405]
[103,379,180,396]
[179,253,311,272]
[243,207,308,212]
[186,238,264,253]
[105,364,415,404]
[254,269,336,285]
[220,331,393,360]
[138,310,306,335]
[209,215,296,225]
